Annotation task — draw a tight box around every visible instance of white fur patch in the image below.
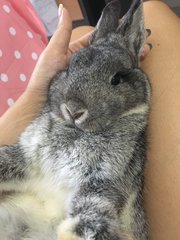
[57,217,80,240]
[121,104,148,118]
[120,192,137,240]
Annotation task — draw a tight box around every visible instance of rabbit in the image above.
[0,0,151,239]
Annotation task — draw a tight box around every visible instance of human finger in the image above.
[28,6,73,92]
[45,6,72,56]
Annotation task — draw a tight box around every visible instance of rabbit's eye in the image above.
[111,72,122,85]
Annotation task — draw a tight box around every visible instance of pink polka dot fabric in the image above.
[0,0,48,116]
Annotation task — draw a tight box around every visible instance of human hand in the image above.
[26,5,92,96]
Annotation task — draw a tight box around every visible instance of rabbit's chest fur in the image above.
[0,111,146,239]
[21,112,145,190]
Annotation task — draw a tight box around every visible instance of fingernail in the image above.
[146,29,151,37]
[147,43,153,50]
[58,4,63,23]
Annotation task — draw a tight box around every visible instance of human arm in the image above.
[0,7,93,145]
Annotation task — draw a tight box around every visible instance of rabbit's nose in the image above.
[61,103,88,123]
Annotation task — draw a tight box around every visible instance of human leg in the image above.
[142,1,180,240]
[70,26,94,42]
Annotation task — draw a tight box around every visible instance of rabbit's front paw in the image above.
[57,218,80,240]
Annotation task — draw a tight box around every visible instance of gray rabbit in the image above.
[0,0,151,239]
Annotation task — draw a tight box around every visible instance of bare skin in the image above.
[0,1,180,239]
[142,1,180,240]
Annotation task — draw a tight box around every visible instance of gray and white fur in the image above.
[0,0,151,239]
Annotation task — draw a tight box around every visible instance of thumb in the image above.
[46,6,72,55]
[27,6,72,92]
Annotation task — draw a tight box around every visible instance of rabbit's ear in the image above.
[90,0,123,43]
[117,0,145,57]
